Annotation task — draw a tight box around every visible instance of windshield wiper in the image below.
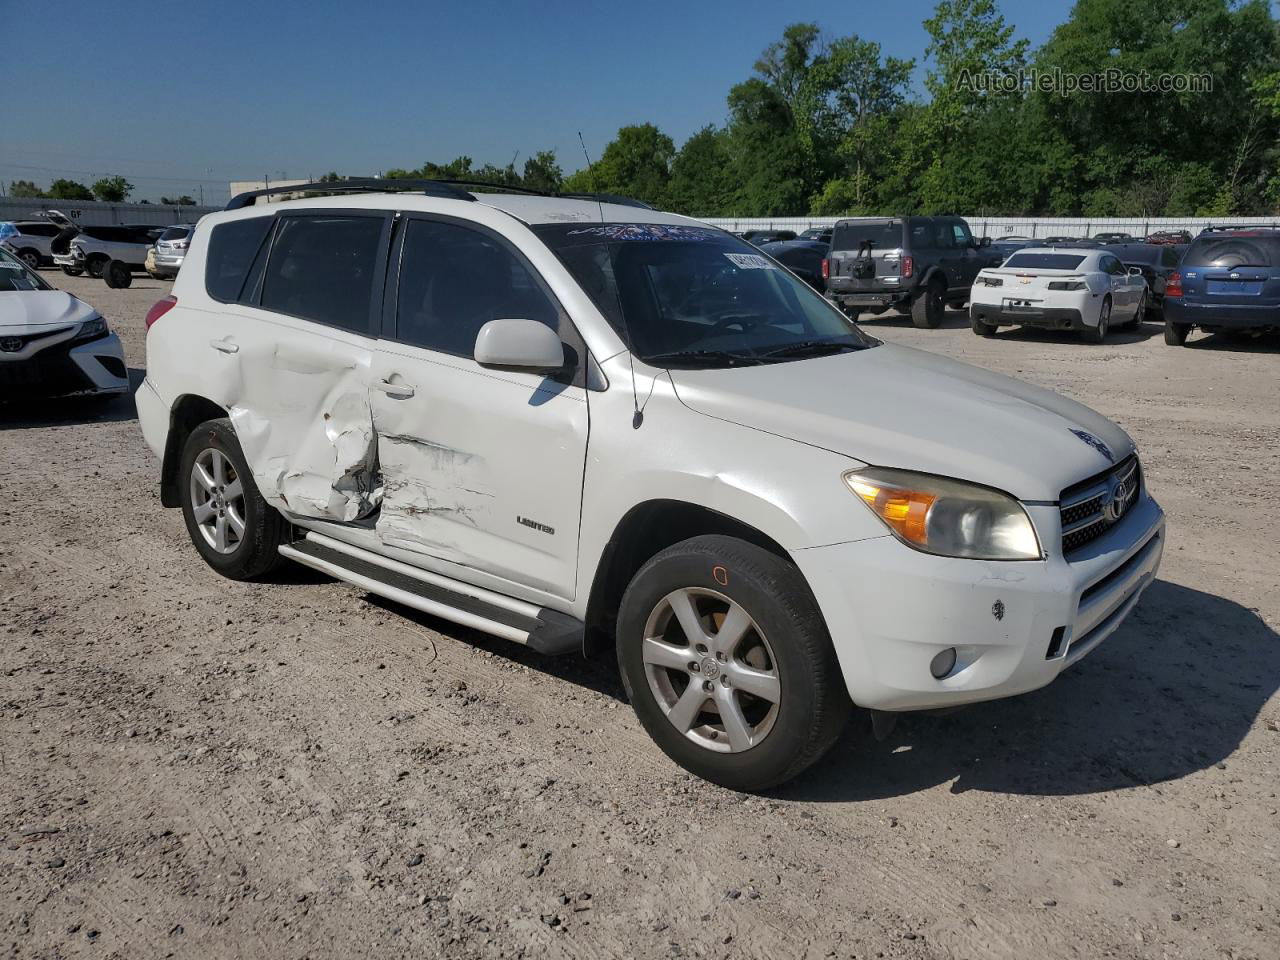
[641,349,766,368]
[756,339,863,359]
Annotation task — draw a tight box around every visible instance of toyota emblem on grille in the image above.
[1103,476,1130,523]
[0,337,22,353]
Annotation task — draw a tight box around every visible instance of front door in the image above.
[368,215,590,600]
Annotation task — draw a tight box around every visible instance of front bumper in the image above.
[794,493,1165,712]
[0,332,129,400]
[1163,298,1280,330]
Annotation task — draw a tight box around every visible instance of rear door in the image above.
[826,219,905,291]
[369,214,589,600]
[201,210,391,522]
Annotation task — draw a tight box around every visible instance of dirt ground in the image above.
[2,271,1278,960]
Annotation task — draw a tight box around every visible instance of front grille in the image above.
[1059,455,1141,556]
[0,337,94,399]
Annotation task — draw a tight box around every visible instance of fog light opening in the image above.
[930,647,958,680]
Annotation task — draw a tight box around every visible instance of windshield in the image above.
[0,248,52,291]
[1185,235,1280,269]
[535,223,876,367]
[1003,253,1087,270]
[831,219,902,252]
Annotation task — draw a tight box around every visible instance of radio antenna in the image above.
[577,131,606,223]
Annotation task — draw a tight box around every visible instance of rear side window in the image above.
[832,220,902,252]
[18,223,59,237]
[206,216,274,303]
[394,218,559,356]
[1185,235,1280,268]
[260,215,385,334]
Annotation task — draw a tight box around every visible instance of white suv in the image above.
[137,180,1165,790]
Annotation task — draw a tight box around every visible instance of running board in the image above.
[278,534,583,656]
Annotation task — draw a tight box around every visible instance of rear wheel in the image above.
[1164,318,1191,345]
[1084,297,1111,343]
[179,418,289,580]
[617,535,850,791]
[911,277,946,329]
[970,313,998,337]
[86,256,108,279]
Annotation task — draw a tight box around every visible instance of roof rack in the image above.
[226,177,653,211]
[1199,223,1280,233]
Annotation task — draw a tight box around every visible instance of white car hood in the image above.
[0,290,98,334]
[667,343,1134,502]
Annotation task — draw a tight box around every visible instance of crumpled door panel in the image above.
[222,337,380,522]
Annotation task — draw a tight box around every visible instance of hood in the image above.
[667,343,1134,502]
[0,290,98,333]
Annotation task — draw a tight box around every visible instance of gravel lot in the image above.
[2,272,1278,960]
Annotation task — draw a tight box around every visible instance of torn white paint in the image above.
[224,338,381,522]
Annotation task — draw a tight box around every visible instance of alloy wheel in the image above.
[641,587,781,753]
[189,448,246,554]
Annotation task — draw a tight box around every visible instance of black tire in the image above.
[86,256,108,279]
[17,249,41,271]
[103,262,118,288]
[61,265,83,277]
[617,535,851,791]
[1164,318,1191,345]
[178,418,289,580]
[970,313,997,337]
[104,260,132,288]
[911,277,946,329]
[1084,297,1111,344]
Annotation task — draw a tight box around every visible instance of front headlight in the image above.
[843,467,1041,560]
[75,316,109,341]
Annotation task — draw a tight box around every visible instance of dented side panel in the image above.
[205,309,381,522]
[370,348,588,600]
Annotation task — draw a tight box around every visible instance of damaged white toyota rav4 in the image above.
[138,179,1165,790]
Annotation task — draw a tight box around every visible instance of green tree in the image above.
[754,23,825,110]
[8,180,43,198]
[46,179,94,200]
[521,151,564,193]
[161,195,197,205]
[563,124,675,207]
[92,175,133,202]
[667,126,739,216]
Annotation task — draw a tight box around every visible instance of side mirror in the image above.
[473,318,565,372]
[979,236,992,247]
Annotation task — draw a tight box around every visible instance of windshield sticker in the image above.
[566,224,721,242]
[0,262,23,270]
[723,253,777,270]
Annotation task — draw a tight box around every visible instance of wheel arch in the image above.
[583,498,796,656]
[160,394,230,507]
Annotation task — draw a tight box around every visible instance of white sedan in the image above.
[0,247,129,401]
[969,247,1148,342]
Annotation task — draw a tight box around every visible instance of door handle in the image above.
[376,379,415,399]
[209,338,239,354]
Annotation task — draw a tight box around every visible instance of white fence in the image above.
[700,215,1280,238]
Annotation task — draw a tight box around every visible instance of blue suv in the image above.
[1163,227,1280,345]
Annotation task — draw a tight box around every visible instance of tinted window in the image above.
[933,220,956,249]
[160,226,191,241]
[206,216,274,303]
[395,219,558,356]
[1162,246,1182,267]
[260,215,384,333]
[1003,253,1088,270]
[831,220,901,252]
[18,223,59,237]
[1185,235,1280,268]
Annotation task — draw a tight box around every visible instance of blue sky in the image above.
[4,0,1075,204]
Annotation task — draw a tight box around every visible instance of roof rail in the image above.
[226,176,654,212]
[1200,223,1280,233]
[225,177,477,210]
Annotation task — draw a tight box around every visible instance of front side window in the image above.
[394,218,558,356]
[260,215,384,333]
[535,222,877,367]
[952,222,972,247]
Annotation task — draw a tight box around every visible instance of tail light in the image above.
[145,295,178,331]
[821,258,829,279]
[1165,272,1183,298]
[902,255,914,279]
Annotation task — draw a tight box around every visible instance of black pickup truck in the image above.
[823,215,1002,328]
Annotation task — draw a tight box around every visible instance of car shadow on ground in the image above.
[993,318,1161,346]
[781,579,1279,801]
[1180,330,1280,354]
[353,577,1276,802]
[0,368,143,429]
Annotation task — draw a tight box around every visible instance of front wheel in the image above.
[617,535,850,791]
[1129,291,1146,328]
[179,418,289,580]
[18,249,41,271]
[970,313,997,337]
[1164,318,1191,345]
